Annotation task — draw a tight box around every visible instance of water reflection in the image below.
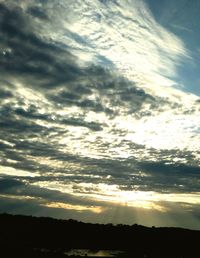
[64,249,123,257]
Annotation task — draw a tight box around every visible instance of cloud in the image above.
[55,0,190,93]
[0,179,199,229]
[0,88,13,99]
[27,6,49,20]
[0,1,161,118]
[137,159,200,193]
[0,0,199,229]
[0,178,24,191]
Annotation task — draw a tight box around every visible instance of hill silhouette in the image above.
[0,213,199,258]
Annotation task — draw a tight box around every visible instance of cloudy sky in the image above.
[0,0,200,229]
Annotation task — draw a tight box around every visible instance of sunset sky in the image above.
[0,0,200,230]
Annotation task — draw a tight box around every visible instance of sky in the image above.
[0,0,200,230]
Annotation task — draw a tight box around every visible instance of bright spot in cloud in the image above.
[45,202,103,213]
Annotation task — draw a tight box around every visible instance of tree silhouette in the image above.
[0,213,199,258]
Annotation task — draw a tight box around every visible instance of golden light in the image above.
[33,181,200,214]
[44,202,103,213]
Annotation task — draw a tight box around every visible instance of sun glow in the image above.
[0,166,40,177]
[86,184,166,212]
[123,111,200,151]
[45,202,103,213]
[33,181,200,213]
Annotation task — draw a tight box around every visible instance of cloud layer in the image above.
[0,0,199,229]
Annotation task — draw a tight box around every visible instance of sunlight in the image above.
[89,184,166,211]
[33,181,200,214]
[0,165,40,177]
[45,202,103,213]
[93,184,200,210]
[124,112,200,151]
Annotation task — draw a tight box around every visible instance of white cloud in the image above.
[13,0,196,156]
[37,0,190,97]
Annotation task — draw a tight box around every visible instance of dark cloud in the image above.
[61,117,103,131]
[14,106,50,121]
[0,2,160,117]
[0,3,83,90]
[140,160,200,176]
[0,178,24,191]
[0,107,49,136]
[136,159,200,193]
[0,195,44,215]
[27,6,49,20]
[0,126,199,195]
[0,103,104,138]
[0,88,13,99]
[0,187,199,229]
[0,177,112,211]
[0,1,164,185]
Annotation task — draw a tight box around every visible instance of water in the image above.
[64,249,123,257]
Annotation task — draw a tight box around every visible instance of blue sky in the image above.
[148,0,200,96]
[0,0,199,229]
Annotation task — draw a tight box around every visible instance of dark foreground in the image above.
[0,213,199,258]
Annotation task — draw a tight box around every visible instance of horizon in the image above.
[1,212,200,231]
[1,212,199,258]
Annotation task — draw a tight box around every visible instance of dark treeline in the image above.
[0,213,199,258]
